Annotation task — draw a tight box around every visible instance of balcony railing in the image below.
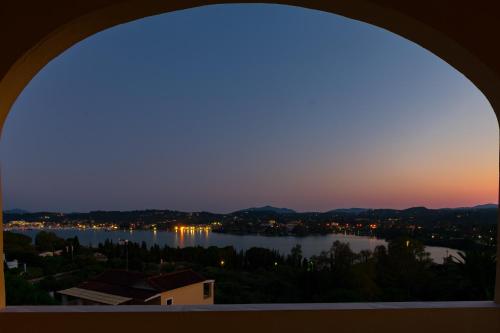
[1,302,499,333]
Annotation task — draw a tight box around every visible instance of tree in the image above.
[289,244,303,267]
[330,240,356,275]
[376,238,433,300]
[35,231,65,252]
[3,231,38,263]
[453,249,496,299]
[5,272,57,305]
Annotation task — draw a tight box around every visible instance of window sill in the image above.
[2,300,498,313]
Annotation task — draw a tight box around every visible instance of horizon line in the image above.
[3,203,498,215]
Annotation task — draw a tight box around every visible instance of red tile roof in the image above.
[78,280,157,301]
[91,269,147,287]
[70,269,209,303]
[147,270,207,291]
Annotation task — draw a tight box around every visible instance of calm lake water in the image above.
[12,229,460,264]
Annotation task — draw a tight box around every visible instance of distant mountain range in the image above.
[468,203,497,209]
[327,204,498,215]
[233,205,296,214]
[329,208,369,214]
[3,203,497,216]
[4,208,30,214]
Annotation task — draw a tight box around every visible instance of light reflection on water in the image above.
[12,229,460,263]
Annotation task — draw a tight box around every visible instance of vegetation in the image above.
[3,230,496,305]
[4,272,57,305]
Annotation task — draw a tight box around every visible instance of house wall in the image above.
[160,282,214,305]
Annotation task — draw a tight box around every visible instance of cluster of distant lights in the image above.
[173,225,211,233]
[5,221,44,229]
[6,220,494,243]
[4,221,120,231]
[80,224,119,230]
[218,259,279,267]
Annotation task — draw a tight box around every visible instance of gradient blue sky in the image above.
[1,4,498,213]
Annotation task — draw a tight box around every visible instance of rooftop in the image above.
[147,270,207,291]
[58,269,210,305]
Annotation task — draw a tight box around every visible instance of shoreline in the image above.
[5,226,466,254]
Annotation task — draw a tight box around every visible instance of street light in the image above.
[119,239,129,271]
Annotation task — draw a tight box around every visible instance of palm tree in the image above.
[452,249,496,299]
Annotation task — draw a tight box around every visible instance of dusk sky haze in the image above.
[1,4,498,213]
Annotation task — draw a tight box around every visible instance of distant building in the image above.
[93,252,108,262]
[58,269,214,306]
[6,259,18,270]
[285,221,301,232]
[38,250,63,257]
[2,254,18,270]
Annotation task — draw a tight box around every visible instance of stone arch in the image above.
[1,1,499,306]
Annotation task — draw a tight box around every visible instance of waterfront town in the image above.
[4,205,497,250]
[3,205,497,306]
[3,204,497,306]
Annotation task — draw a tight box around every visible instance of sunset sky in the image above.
[0,4,498,213]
